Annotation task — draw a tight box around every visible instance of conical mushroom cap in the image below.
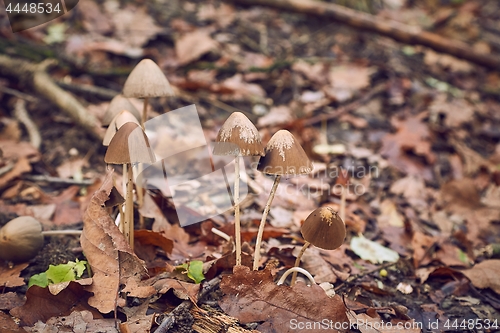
[0,216,44,262]
[105,122,155,164]
[123,59,174,98]
[102,95,141,126]
[257,130,313,175]
[103,110,141,146]
[213,112,264,156]
[301,207,346,250]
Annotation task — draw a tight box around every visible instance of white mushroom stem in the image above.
[277,266,315,286]
[211,227,231,242]
[41,230,82,236]
[291,241,311,285]
[125,163,134,250]
[141,97,149,127]
[234,154,242,266]
[253,174,281,270]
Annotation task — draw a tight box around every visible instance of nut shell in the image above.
[0,216,44,262]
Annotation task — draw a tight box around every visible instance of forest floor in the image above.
[1,0,500,332]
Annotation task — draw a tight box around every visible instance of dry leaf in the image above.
[0,292,24,311]
[0,263,28,288]
[219,266,348,332]
[462,260,500,294]
[0,311,25,333]
[25,310,118,333]
[80,170,147,313]
[176,29,219,66]
[10,282,98,326]
[112,6,162,48]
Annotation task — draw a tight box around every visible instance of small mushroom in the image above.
[105,122,155,249]
[213,112,264,266]
[253,130,312,270]
[0,216,43,262]
[102,95,141,127]
[122,59,175,125]
[291,206,346,285]
[103,110,141,146]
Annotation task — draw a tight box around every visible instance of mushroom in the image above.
[103,110,141,146]
[122,59,174,125]
[105,122,155,249]
[213,112,264,266]
[291,206,346,285]
[102,94,141,127]
[0,216,83,263]
[253,130,312,270]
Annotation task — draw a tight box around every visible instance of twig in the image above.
[0,55,103,140]
[56,80,118,100]
[0,85,38,102]
[22,174,95,186]
[304,82,386,126]
[334,261,397,291]
[226,0,500,70]
[13,99,41,149]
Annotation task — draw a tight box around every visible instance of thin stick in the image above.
[290,241,310,285]
[13,99,41,149]
[253,174,281,270]
[234,155,242,266]
[211,227,231,242]
[340,186,346,222]
[125,164,134,250]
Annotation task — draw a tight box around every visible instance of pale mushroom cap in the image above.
[213,112,264,156]
[257,130,313,175]
[301,207,346,250]
[0,216,44,262]
[102,95,141,126]
[104,122,155,164]
[103,110,141,146]
[123,59,175,98]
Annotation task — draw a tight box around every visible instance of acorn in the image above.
[0,216,44,263]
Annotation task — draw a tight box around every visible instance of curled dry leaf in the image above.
[219,266,348,333]
[80,170,147,313]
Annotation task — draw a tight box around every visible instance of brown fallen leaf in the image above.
[80,170,147,313]
[24,310,118,333]
[176,29,219,66]
[0,310,25,333]
[219,265,348,333]
[462,259,500,295]
[120,301,154,333]
[0,292,24,311]
[10,282,100,326]
[347,310,421,333]
[0,263,28,288]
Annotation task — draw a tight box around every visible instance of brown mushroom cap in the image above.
[0,216,44,262]
[102,95,141,126]
[123,59,174,98]
[257,130,313,175]
[104,122,155,164]
[301,207,346,250]
[213,112,264,156]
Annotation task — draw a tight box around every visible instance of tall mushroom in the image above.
[213,112,264,266]
[122,59,174,126]
[105,122,155,249]
[291,206,346,285]
[253,130,312,270]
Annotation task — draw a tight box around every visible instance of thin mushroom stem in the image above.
[234,154,242,266]
[277,267,315,286]
[125,163,134,250]
[253,174,281,270]
[141,97,149,127]
[291,241,311,285]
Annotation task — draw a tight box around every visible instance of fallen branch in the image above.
[0,55,104,140]
[227,0,500,70]
[13,99,41,149]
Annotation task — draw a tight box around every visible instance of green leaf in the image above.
[46,263,76,284]
[73,260,87,278]
[175,261,205,284]
[186,261,205,284]
[28,272,49,288]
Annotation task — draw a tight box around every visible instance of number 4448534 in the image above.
[5,2,61,14]
[444,319,498,330]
